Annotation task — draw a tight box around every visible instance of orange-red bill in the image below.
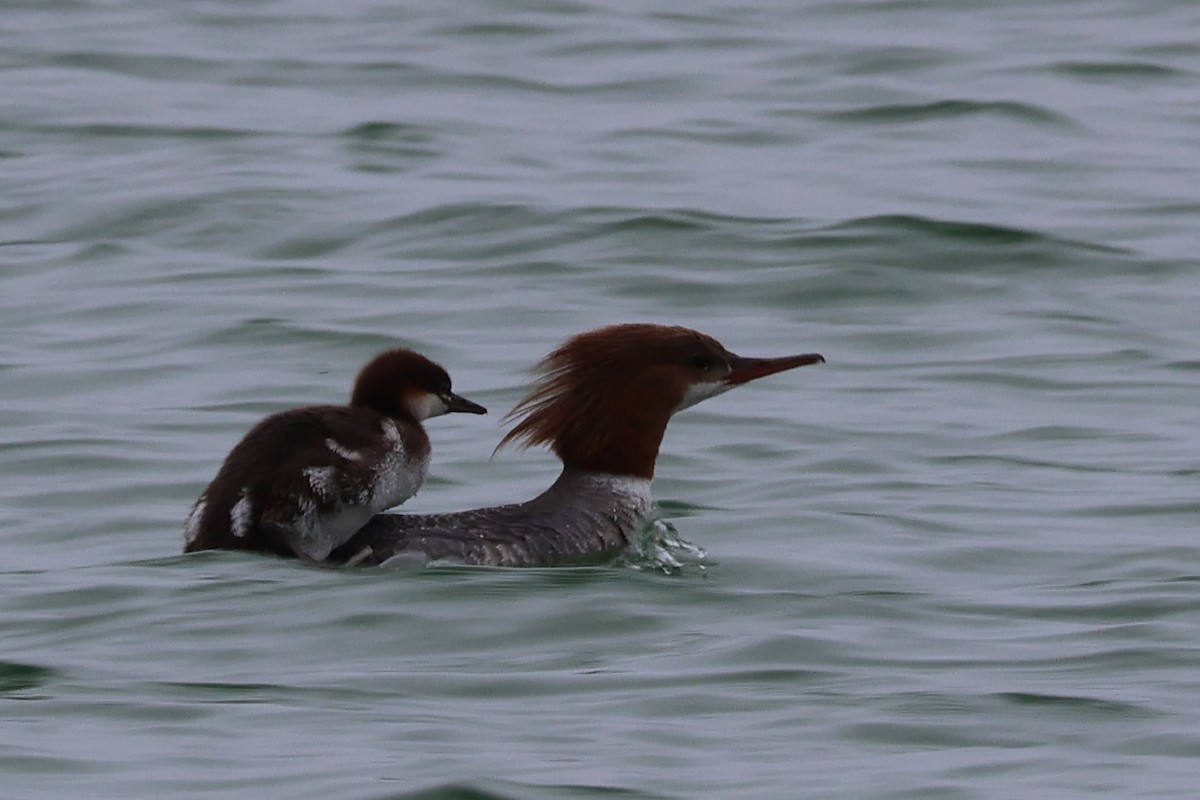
[725,352,825,385]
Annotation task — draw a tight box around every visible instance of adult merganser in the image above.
[330,324,823,568]
[184,348,486,560]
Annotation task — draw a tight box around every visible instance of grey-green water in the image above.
[3,1,1199,797]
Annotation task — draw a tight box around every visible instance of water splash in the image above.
[617,517,708,574]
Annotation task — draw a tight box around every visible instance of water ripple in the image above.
[824,98,1077,128]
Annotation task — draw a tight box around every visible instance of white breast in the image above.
[367,435,429,512]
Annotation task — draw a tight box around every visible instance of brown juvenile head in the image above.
[350,348,487,422]
[499,324,823,479]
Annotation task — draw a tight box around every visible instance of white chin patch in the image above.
[410,393,450,421]
[676,380,734,412]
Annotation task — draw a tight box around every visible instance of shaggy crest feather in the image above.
[497,324,728,477]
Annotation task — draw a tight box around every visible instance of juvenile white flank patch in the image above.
[325,437,362,461]
[676,380,735,412]
[304,465,337,499]
[229,490,252,538]
[184,498,206,545]
[409,392,450,421]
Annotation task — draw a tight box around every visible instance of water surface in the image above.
[2,1,1199,798]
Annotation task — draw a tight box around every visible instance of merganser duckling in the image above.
[184,348,486,560]
[330,324,823,567]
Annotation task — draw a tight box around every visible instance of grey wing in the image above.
[333,504,633,568]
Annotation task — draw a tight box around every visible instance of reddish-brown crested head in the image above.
[498,324,823,479]
[350,348,486,422]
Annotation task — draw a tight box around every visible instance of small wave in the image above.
[393,780,669,800]
[812,213,1131,270]
[0,661,57,696]
[995,691,1148,716]
[342,120,435,143]
[824,98,1075,128]
[339,121,441,175]
[828,213,1042,246]
[394,70,698,99]
[1051,60,1189,82]
[45,50,223,82]
[24,122,256,142]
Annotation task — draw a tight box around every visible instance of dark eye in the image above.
[690,353,714,370]
[438,383,452,396]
